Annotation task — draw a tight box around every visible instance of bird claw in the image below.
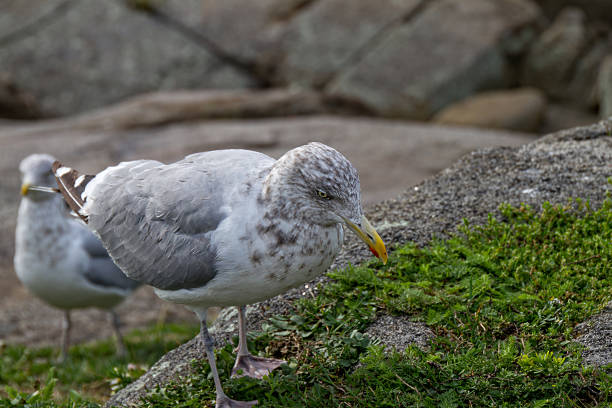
[216,395,258,407]
[231,354,286,379]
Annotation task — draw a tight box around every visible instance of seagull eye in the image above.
[316,190,332,200]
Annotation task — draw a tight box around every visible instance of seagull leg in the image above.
[109,310,127,357]
[198,314,257,408]
[232,305,286,379]
[59,310,71,362]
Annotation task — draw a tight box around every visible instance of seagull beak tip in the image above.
[20,183,30,196]
[346,215,388,265]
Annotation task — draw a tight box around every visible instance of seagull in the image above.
[52,142,387,407]
[14,154,141,361]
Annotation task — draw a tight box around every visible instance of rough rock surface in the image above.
[0,112,534,349]
[575,301,612,367]
[328,0,540,119]
[106,119,612,407]
[0,0,254,116]
[366,315,435,353]
[433,88,547,132]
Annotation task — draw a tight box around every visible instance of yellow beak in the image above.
[344,215,388,264]
[20,183,60,196]
[20,183,31,196]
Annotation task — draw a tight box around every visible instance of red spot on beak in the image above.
[369,247,379,258]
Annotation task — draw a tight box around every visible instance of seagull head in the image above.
[19,154,61,200]
[272,142,387,264]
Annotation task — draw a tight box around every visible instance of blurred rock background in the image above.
[1,0,610,346]
[1,0,610,127]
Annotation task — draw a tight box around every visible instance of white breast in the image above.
[155,217,344,308]
[14,198,127,310]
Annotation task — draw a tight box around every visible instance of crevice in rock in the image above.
[0,0,73,47]
[125,1,271,88]
[320,0,434,90]
[270,0,320,23]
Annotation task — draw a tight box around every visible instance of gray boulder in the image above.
[0,0,68,39]
[276,0,423,87]
[105,119,612,406]
[534,0,612,21]
[160,0,304,71]
[0,0,255,116]
[328,0,540,119]
[567,34,612,109]
[522,7,589,100]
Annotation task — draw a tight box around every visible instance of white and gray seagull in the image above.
[52,142,388,407]
[14,154,141,361]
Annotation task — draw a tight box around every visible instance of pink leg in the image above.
[198,315,258,407]
[231,306,286,379]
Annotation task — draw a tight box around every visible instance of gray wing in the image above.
[84,257,141,291]
[71,219,141,291]
[80,229,109,257]
[85,151,273,291]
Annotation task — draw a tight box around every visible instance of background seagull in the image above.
[14,154,140,361]
[52,142,387,407]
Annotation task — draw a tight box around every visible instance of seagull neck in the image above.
[18,195,68,229]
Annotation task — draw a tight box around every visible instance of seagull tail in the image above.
[52,161,94,223]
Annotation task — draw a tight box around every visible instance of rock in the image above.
[522,7,590,100]
[0,73,43,119]
[277,0,424,87]
[0,0,67,39]
[48,88,366,131]
[433,88,547,132]
[0,0,255,116]
[567,34,612,109]
[534,0,612,22]
[540,103,599,134]
[105,118,612,407]
[366,315,435,352]
[597,55,612,119]
[160,0,307,71]
[575,301,612,367]
[328,0,540,119]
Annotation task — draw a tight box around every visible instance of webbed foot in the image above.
[231,354,286,379]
